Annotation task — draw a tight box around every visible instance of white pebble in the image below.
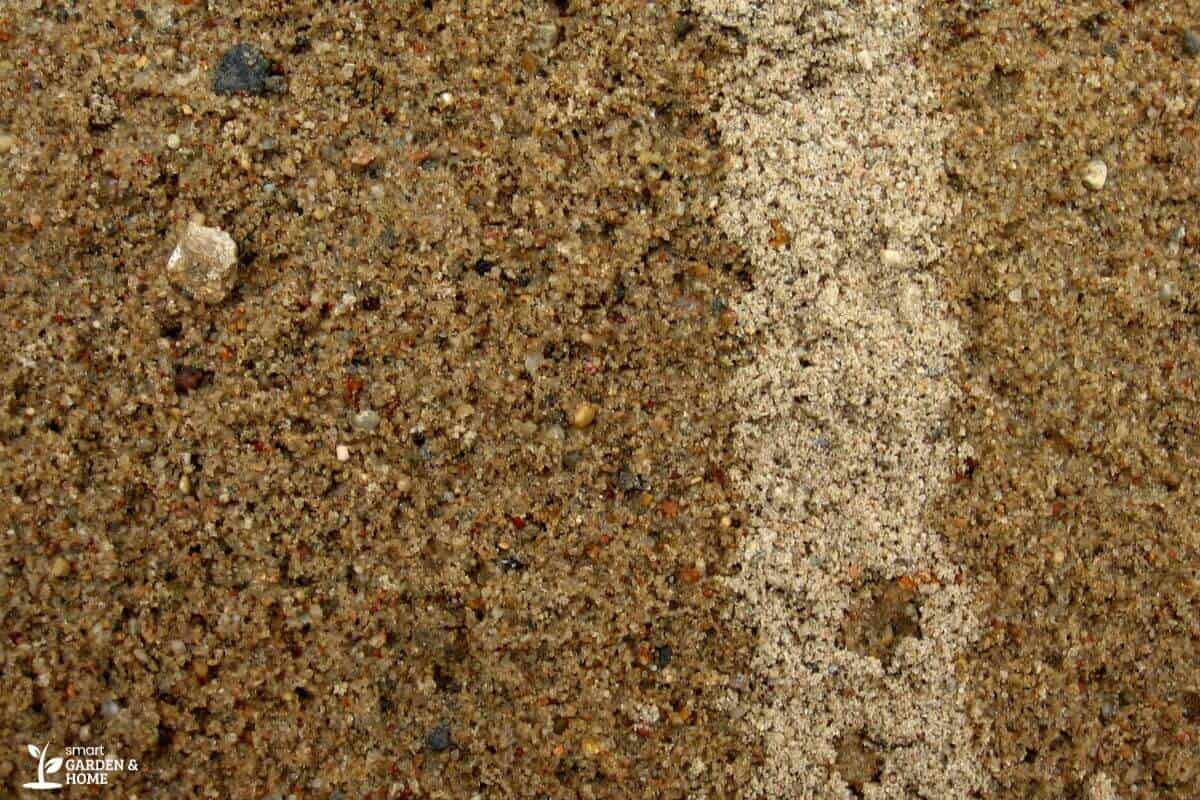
[336,444,350,462]
[1082,159,1108,191]
[166,133,181,149]
[166,221,238,304]
[523,350,544,376]
[881,249,905,268]
[353,409,380,432]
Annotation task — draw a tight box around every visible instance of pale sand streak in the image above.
[698,1,988,796]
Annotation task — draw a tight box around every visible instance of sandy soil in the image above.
[924,2,1200,797]
[1,0,1198,798]
[1,2,756,797]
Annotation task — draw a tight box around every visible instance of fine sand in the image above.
[699,0,985,796]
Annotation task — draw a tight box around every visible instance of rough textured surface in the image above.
[165,220,239,304]
[212,43,272,96]
[0,2,756,796]
[5,0,1199,796]
[924,1,1200,797]
[698,0,985,797]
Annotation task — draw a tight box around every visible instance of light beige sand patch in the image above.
[699,1,988,796]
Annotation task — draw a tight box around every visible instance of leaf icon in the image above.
[45,757,63,774]
[27,744,40,758]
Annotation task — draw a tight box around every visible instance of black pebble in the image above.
[499,555,527,573]
[425,723,451,752]
[653,644,672,668]
[473,258,494,276]
[213,44,271,95]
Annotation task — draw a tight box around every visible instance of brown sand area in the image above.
[924,1,1200,797]
[3,0,1200,797]
[0,1,758,796]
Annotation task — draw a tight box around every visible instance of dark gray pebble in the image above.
[654,644,672,668]
[1184,29,1200,57]
[425,723,451,752]
[213,44,271,95]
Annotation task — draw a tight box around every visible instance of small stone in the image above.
[100,699,121,718]
[1007,287,1023,303]
[166,133,181,149]
[881,249,905,267]
[349,143,377,167]
[571,402,597,429]
[523,350,544,376]
[1182,29,1200,57]
[173,365,211,394]
[616,469,640,492]
[532,22,558,51]
[50,557,70,578]
[353,409,380,432]
[396,475,412,494]
[581,737,603,757]
[0,133,13,154]
[166,221,238,304]
[336,445,350,462]
[86,89,119,128]
[1081,159,1107,191]
[499,554,527,573]
[653,644,672,667]
[213,43,271,95]
[425,723,451,752]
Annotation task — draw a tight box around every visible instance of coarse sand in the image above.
[0,2,758,796]
[923,2,1200,797]
[698,0,986,796]
[3,0,1199,797]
